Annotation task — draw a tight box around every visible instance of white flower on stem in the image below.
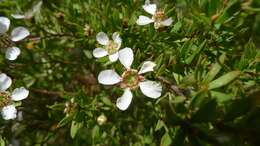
[98,47,162,111]
[93,32,122,62]
[136,1,173,29]
[0,73,29,120]
[0,16,30,60]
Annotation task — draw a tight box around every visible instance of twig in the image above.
[157,76,186,97]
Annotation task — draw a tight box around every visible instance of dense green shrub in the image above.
[0,0,260,145]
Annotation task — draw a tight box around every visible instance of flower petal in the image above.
[0,17,10,34]
[142,3,157,15]
[93,48,108,58]
[161,18,173,26]
[11,14,26,19]
[11,27,30,42]
[96,32,109,45]
[138,61,156,74]
[11,87,29,101]
[0,73,12,91]
[112,32,122,45]
[119,47,134,69]
[136,15,154,25]
[5,47,21,61]
[116,88,133,111]
[139,80,162,99]
[1,105,17,120]
[98,70,121,85]
[108,52,119,62]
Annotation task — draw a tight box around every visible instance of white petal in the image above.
[0,73,12,91]
[112,32,122,45]
[11,87,29,101]
[119,47,134,69]
[98,70,121,85]
[161,18,173,26]
[0,17,10,34]
[96,32,109,45]
[11,27,30,42]
[138,61,156,74]
[142,4,157,15]
[11,14,26,19]
[116,88,133,111]
[108,52,119,62]
[139,81,162,99]
[1,105,17,120]
[136,15,154,25]
[5,47,21,61]
[93,48,108,58]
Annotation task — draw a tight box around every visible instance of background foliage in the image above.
[0,0,260,145]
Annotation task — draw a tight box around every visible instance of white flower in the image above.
[136,1,173,29]
[98,48,162,110]
[93,32,122,62]
[0,73,29,120]
[0,16,30,60]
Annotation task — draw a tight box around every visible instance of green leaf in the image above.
[70,120,83,139]
[160,132,172,146]
[215,0,240,25]
[0,136,5,146]
[171,21,182,33]
[203,53,226,83]
[155,120,166,131]
[185,40,206,64]
[208,71,241,90]
[210,91,233,103]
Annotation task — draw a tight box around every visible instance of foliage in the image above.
[0,0,260,145]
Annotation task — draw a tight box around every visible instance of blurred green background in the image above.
[0,0,260,145]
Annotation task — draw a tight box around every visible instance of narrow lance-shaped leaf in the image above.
[70,120,83,139]
[208,71,241,90]
[203,53,226,83]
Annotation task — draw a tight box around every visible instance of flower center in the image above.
[121,69,143,90]
[105,40,119,55]
[152,10,166,23]
[0,92,11,108]
[0,34,12,49]
[152,10,166,29]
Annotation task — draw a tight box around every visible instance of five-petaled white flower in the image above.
[0,16,30,60]
[136,1,173,29]
[93,32,122,62]
[0,73,29,120]
[98,47,162,110]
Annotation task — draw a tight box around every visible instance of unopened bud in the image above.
[97,114,107,125]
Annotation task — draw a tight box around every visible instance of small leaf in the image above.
[210,91,233,103]
[171,21,182,33]
[155,120,166,131]
[70,120,83,139]
[185,40,206,64]
[160,132,172,146]
[0,136,5,146]
[101,96,113,106]
[203,53,226,83]
[208,71,241,90]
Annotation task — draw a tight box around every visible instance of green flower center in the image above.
[105,40,120,55]
[121,70,143,90]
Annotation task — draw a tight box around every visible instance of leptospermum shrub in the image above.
[0,0,260,145]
